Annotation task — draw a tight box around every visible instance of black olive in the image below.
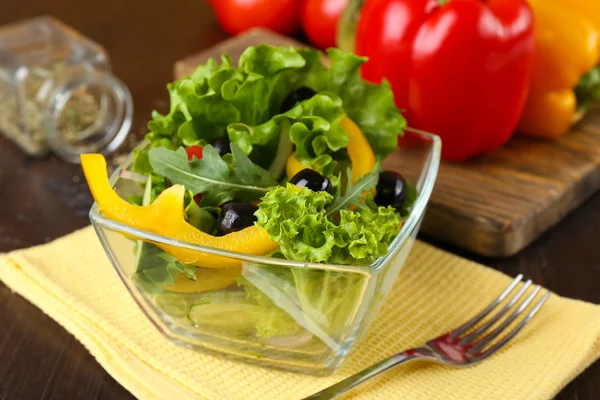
[215,203,259,236]
[280,87,317,113]
[211,136,231,156]
[375,171,407,210]
[290,169,332,194]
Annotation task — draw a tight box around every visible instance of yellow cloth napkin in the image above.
[1,227,599,400]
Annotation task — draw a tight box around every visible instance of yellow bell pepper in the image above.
[81,154,278,269]
[165,267,241,293]
[518,0,600,139]
[286,116,376,183]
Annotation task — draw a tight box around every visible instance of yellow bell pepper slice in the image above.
[341,116,376,181]
[518,0,600,138]
[81,154,278,269]
[286,152,308,180]
[165,267,241,293]
[286,116,376,183]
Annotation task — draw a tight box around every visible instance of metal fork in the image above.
[304,274,550,400]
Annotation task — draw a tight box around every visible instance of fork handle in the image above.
[303,349,427,400]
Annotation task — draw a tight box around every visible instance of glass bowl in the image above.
[90,128,441,376]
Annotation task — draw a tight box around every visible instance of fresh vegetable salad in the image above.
[82,45,417,354]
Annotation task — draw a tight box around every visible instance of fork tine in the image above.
[459,280,532,345]
[450,274,523,339]
[468,285,543,354]
[471,290,551,362]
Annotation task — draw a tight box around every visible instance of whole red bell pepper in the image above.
[355,0,534,162]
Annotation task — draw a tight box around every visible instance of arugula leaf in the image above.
[184,192,217,233]
[400,183,418,218]
[326,168,379,217]
[132,149,152,175]
[231,143,277,186]
[148,144,277,207]
[133,242,197,294]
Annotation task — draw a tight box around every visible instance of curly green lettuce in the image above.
[238,276,302,338]
[141,44,405,171]
[255,184,402,265]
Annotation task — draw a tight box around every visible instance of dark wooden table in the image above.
[0,1,598,399]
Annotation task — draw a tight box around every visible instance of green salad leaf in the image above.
[241,263,367,347]
[291,267,366,339]
[255,184,402,265]
[238,276,302,338]
[256,184,336,263]
[333,206,401,264]
[148,144,277,207]
[133,242,196,294]
[401,183,418,218]
[140,44,405,173]
[183,191,216,233]
[286,92,349,175]
[291,47,406,158]
[326,168,379,217]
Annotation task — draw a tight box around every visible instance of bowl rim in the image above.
[90,127,441,272]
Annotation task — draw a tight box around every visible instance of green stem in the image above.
[575,66,600,113]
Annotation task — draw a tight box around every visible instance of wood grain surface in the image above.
[0,4,599,400]
[176,29,600,257]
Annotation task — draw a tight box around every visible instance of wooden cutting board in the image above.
[174,28,600,257]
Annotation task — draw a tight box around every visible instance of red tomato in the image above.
[185,145,203,161]
[301,0,348,49]
[207,0,302,36]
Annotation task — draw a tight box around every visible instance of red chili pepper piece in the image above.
[185,145,203,161]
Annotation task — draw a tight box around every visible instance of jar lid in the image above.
[43,66,133,163]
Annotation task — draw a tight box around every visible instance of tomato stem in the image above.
[438,0,450,5]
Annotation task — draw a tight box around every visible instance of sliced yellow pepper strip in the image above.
[286,152,307,180]
[286,116,376,183]
[341,116,376,182]
[81,153,278,269]
[165,267,241,293]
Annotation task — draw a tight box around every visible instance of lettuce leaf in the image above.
[140,44,405,172]
[292,48,406,158]
[249,182,403,344]
[255,184,402,265]
[241,260,367,346]
[238,276,302,338]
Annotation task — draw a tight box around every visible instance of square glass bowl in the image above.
[90,128,440,376]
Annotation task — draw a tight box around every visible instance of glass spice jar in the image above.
[0,16,133,163]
